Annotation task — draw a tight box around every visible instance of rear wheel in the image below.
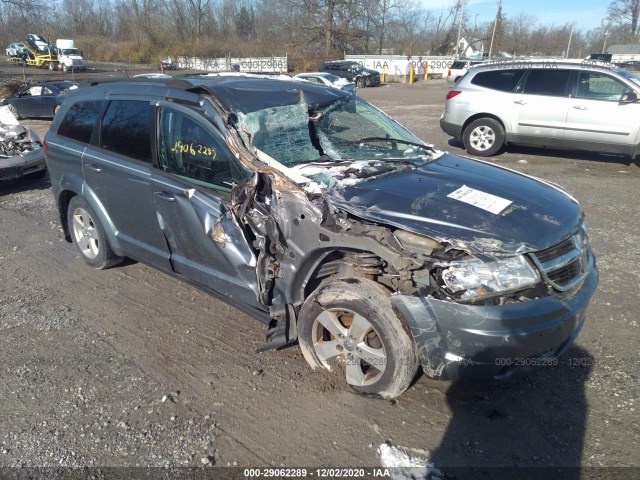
[298,278,418,399]
[463,117,505,156]
[356,77,366,88]
[67,196,122,269]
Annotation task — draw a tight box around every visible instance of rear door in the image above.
[150,102,261,308]
[82,98,172,270]
[564,70,640,153]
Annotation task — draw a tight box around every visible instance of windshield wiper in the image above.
[336,136,436,151]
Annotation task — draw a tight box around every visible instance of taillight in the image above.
[43,139,48,156]
[446,90,461,100]
[447,68,451,77]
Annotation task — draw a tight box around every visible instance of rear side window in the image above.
[57,101,104,143]
[451,61,466,69]
[522,69,572,96]
[471,70,525,92]
[100,100,152,162]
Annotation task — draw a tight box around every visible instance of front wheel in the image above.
[298,278,418,399]
[7,104,20,120]
[356,77,366,88]
[67,196,122,269]
[463,117,505,156]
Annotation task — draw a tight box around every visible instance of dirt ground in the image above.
[0,62,639,478]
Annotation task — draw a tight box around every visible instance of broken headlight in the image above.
[441,255,540,299]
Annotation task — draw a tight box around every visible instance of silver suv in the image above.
[440,60,640,157]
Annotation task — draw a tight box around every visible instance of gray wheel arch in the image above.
[57,180,123,256]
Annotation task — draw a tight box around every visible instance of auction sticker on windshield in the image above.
[447,185,512,215]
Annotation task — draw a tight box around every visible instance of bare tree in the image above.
[377,0,399,54]
[427,1,463,54]
[506,13,536,55]
[608,0,640,40]
[395,0,429,56]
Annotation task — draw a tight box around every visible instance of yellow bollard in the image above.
[409,64,414,84]
[381,65,386,83]
[424,63,429,81]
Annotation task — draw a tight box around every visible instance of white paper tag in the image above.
[447,185,512,215]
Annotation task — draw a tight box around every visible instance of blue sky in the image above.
[423,0,609,31]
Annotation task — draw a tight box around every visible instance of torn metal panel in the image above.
[0,105,45,180]
[151,175,261,309]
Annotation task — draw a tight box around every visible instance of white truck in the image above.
[55,39,86,72]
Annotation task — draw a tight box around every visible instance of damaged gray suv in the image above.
[44,75,598,398]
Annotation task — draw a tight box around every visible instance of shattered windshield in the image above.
[236,94,442,189]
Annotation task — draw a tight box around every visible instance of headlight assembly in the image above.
[441,255,540,299]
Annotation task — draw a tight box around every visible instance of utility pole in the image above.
[566,25,574,58]
[488,0,502,58]
[602,30,609,54]
[455,0,466,58]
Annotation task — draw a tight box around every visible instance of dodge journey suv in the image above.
[45,75,597,398]
[441,59,640,157]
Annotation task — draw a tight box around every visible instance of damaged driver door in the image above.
[150,103,262,310]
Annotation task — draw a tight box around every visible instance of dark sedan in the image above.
[0,81,79,119]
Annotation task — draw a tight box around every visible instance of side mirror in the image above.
[621,91,638,103]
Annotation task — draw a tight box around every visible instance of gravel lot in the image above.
[1,65,639,479]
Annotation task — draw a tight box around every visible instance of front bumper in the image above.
[0,149,46,180]
[392,259,598,381]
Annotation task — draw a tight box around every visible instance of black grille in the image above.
[547,258,582,286]
[536,237,575,263]
[531,234,589,291]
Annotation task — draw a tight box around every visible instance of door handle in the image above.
[154,191,176,202]
[573,105,588,110]
[514,100,527,105]
[85,163,101,173]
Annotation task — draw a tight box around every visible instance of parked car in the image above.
[5,43,27,57]
[0,81,79,119]
[319,60,380,88]
[44,75,597,398]
[446,58,485,83]
[160,58,177,70]
[441,60,640,157]
[294,72,356,95]
[0,105,46,180]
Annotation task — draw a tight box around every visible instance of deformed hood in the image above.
[323,153,582,256]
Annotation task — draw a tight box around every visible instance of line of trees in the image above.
[0,0,637,68]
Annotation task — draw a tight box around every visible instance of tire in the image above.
[67,196,122,269]
[463,117,505,156]
[49,62,55,71]
[298,278,418,399]
[356,77,366,88]
[7,104,20,120]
